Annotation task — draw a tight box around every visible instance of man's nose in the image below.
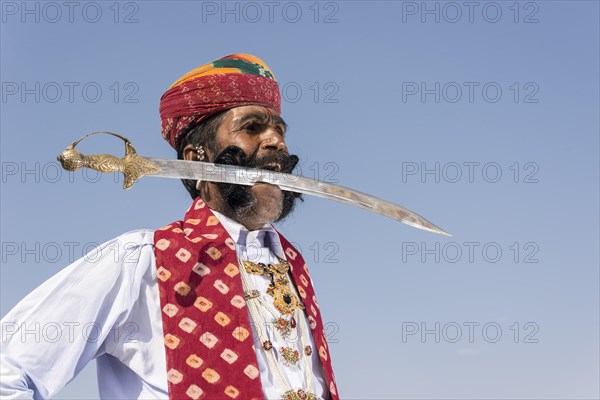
[259,128,287,153]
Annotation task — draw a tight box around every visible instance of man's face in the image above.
[205,105,300,229]
[213,105,288,161]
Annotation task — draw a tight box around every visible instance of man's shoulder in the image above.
[86,229,156,265]
[72,229,156,274]
[112,228,155,247]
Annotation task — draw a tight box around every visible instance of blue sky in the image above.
[1,1,599,398]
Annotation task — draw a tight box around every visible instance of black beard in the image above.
[211,146,303,224]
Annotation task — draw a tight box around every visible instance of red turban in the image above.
[159,54,281,149]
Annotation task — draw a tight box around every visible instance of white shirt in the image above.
[0,212,329,400]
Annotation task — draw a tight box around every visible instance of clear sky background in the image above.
[1,1,598,399]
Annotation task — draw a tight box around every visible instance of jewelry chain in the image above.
[238,254,316,398]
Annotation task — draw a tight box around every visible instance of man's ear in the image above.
[183,143,216,161]
[183,144,200,161]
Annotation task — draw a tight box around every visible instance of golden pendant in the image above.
[271,285,299,315]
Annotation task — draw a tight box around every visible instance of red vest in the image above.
[154,198,339,399]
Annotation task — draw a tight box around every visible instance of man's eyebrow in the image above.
[233,113,288,131]
[273,115,288,131]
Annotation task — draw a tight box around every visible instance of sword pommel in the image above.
[57,132,160,189]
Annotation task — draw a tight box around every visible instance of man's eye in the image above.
[242,122,260,132]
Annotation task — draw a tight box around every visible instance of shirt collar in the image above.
[210,209,286,260]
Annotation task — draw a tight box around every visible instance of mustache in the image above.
[211,146,303,221]
[212,145,299,174]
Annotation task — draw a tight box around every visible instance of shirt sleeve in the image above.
[0,230,155,400]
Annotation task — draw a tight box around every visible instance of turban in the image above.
[159,54,281,149]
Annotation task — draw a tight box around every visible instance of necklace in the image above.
[243,259,303,316]
[239,255,319,399]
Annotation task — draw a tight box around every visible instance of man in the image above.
[1,54,338,400]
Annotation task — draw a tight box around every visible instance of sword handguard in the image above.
[57,132,160,189]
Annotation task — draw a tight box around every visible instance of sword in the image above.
[57,132,451,236]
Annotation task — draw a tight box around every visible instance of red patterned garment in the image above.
[154,198,339,400]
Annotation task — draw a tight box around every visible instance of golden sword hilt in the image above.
[57,132,160,189]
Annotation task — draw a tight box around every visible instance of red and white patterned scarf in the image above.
[154,198,339,399]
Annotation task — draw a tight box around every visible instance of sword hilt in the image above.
[57,131,160,189]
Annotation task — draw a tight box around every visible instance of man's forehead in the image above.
[227,105,284,123]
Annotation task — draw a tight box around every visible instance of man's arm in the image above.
[0,230,154,399]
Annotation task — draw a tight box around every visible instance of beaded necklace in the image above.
[239,255,319,400]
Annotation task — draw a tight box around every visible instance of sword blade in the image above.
[145,157,451,236]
